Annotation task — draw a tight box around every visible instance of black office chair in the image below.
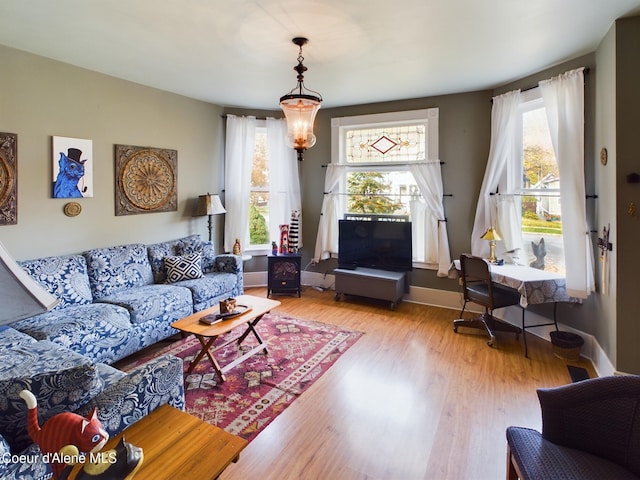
[453,254,524,350]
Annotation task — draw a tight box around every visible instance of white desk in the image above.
[452,260,579,308]
[489,264,578,308]
[452,259,580,357]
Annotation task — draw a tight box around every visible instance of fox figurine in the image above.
[20,389,109,479]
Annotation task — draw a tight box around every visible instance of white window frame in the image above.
[246,120,270,254]
[508,88,560,198]
[330,108,439,268]
[507,88,565,272]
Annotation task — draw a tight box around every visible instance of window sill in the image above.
[244,248,270,257]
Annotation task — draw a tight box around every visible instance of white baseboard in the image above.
[247,271,614,377]
[244,271,267,287]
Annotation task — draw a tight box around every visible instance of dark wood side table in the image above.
[267,254,301,297]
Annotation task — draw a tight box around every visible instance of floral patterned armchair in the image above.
[0,326,184,480]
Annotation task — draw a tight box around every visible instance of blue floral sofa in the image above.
[0,326,185,480]
[9,234,244,365]
[0,234,243,479]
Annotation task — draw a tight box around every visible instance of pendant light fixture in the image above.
[279,37,322,161]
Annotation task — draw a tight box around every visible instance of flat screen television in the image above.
[338,219,412,272]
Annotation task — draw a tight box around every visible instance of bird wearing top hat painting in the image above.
[53,147,88,198]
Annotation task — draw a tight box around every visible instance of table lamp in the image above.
[481,227,501,263]
[194,193,226,242]
[0,241,59,325]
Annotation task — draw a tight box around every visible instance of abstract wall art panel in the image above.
[114,144,177,216]
[0,132,17,225]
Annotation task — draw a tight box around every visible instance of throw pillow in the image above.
[164,253,204,283]
[199,242,218,273]
[176,240,218,273]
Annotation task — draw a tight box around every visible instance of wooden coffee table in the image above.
[67,404,247,480]
[171,294,280,382]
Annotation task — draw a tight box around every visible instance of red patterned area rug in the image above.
[120,313,362,443]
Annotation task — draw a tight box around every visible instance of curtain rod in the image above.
[490,192,597,199]
[522,67,591,93]
[321,161,445,167]
[220,114,279,120]
[492,67,591,100]
[323,192,453,197]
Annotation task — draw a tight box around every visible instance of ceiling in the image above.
[1,0,639,110]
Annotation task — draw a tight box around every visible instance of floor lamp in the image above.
[0,241,59,325]
[194,193,226,245]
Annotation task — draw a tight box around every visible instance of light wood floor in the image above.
[211,286,595,480]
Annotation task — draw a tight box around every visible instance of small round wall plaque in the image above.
[63,201,82,217]
[600,147,608,166]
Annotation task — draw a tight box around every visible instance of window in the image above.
[248,127,270,249]
[225,115,299,257]
[328,109,445,268]
[510,89,565,274]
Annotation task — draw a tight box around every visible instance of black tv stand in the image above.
[334,267,406,310]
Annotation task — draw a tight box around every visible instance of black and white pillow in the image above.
[164,252,204,283]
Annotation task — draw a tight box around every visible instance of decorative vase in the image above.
[219,297,237,314]
[279,224,289,255]
[232,238,241,255]
[289,210,300,253]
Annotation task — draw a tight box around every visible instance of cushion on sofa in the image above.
[84,243,154,298]
[19,254,93,308]
[94,362,127,388]
[164,252,204,283]
[0,340,103,451]
[176,234,203,255]
[0,434,51,479]
[11,303,138,365]
[176,240,217,272]
[0,326,37,348]
[0,440,51,479]
[147,235,202,283]
[76,355,185,435]
[96,284,193,324]
[173,272,241,311]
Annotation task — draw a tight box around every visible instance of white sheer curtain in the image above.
[224,115,256,253]
[540,67,594,298]
[266,118,301,247]
[495,194,525,263]
[313,164,346,262]
[471,90,523,257]
[409,162,451,277]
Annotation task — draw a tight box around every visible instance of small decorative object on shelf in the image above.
[219,297,237,314]
[75,437,144,480]
[279,224,289,254]
[289,210,300,253]
[19,389,109,479]
[272,241,278,255]
[232,238,241,255]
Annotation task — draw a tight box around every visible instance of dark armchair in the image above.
[506,375,640,479]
